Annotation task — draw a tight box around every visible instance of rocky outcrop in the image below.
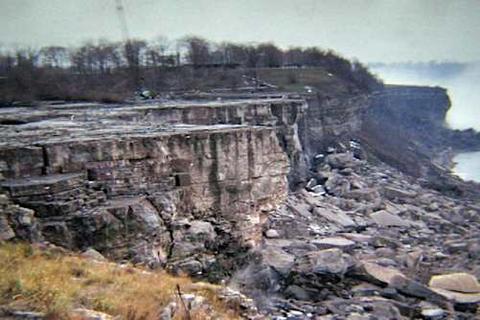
[363,85,480,174]
[361,85,480,200]
[301,93,370,163]
[0,101,290,274]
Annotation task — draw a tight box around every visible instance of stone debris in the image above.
[311,237,356,251]
[429,272,480,293]
[361,262,405,286]
[370,210,411,227]
[295,248,352,276]
[265,229,281,238]
[237,149,480,318]
[420,307,446,319]
[261,246,295,276]
[430,287,480,304]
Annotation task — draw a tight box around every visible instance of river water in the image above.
[370,63,480,183]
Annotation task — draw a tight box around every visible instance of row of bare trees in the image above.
[0,36,379,72]
[0,36,382,104]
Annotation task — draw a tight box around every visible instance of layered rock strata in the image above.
[0,101,290,273]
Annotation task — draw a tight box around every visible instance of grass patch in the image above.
[0,243,240,319]
[256,67,352,95]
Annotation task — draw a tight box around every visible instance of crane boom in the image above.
[115,0,130,43]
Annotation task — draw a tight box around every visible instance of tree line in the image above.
[0,36,383,104]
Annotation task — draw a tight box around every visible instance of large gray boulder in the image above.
[429,273,480,294]
[261,246,295,276]
[326,152,360,169]
[295,248,353,276]
[370,210,411,227]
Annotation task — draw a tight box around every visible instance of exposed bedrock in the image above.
[363,85,480,170]
[360,85,480,198]
[0,109,289,274]
[302,93,369,159]
[0,94,378,277]
[2,84,478,280]
[0,99,309,187]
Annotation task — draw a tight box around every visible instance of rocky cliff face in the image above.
[2,85,480,318]
[0,93,379,277]
[0,101,292,275]
[302,93,369,157]
[361,85,480,184]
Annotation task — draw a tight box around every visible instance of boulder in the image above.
[430,288,480,304]
[285,285,310,301]
[326,152,359,169]
[345,188,380,202]
[468,242,480,259]
[444,241,468,254]
[383,186,417,200]
[296,248,352,276]
[187,220,216,242]
[341,233,373,244]
[170,220,216,259]
[370,210,410,227]
[261,246,295,276]
[173,259,203,275]
[311,237,356,251]
[390,275,446,303]
[81,248,106,261]
[324,174,351,196]
[421,307,446,319]
[429,273,480,293]
[361,262,405,286]
[0,215,15,241]
[310,185,326,195]
[314,207,356,228]
[265,229,280,239]
[305,178,317,190]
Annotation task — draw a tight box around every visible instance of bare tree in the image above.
[244,45,260,68]
[257,43,283,68]
[284,47,304,66]
[182,36,211,66]
[40,46,68,68]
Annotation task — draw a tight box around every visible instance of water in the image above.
[452,151,480,182]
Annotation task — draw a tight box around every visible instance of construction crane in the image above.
[115,0,130,43]
[114,0,141,90]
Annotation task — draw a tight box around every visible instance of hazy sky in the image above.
[1,0,480,63]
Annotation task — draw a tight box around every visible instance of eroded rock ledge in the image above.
[0,100,298,275]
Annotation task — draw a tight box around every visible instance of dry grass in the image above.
[0,243,240,320]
